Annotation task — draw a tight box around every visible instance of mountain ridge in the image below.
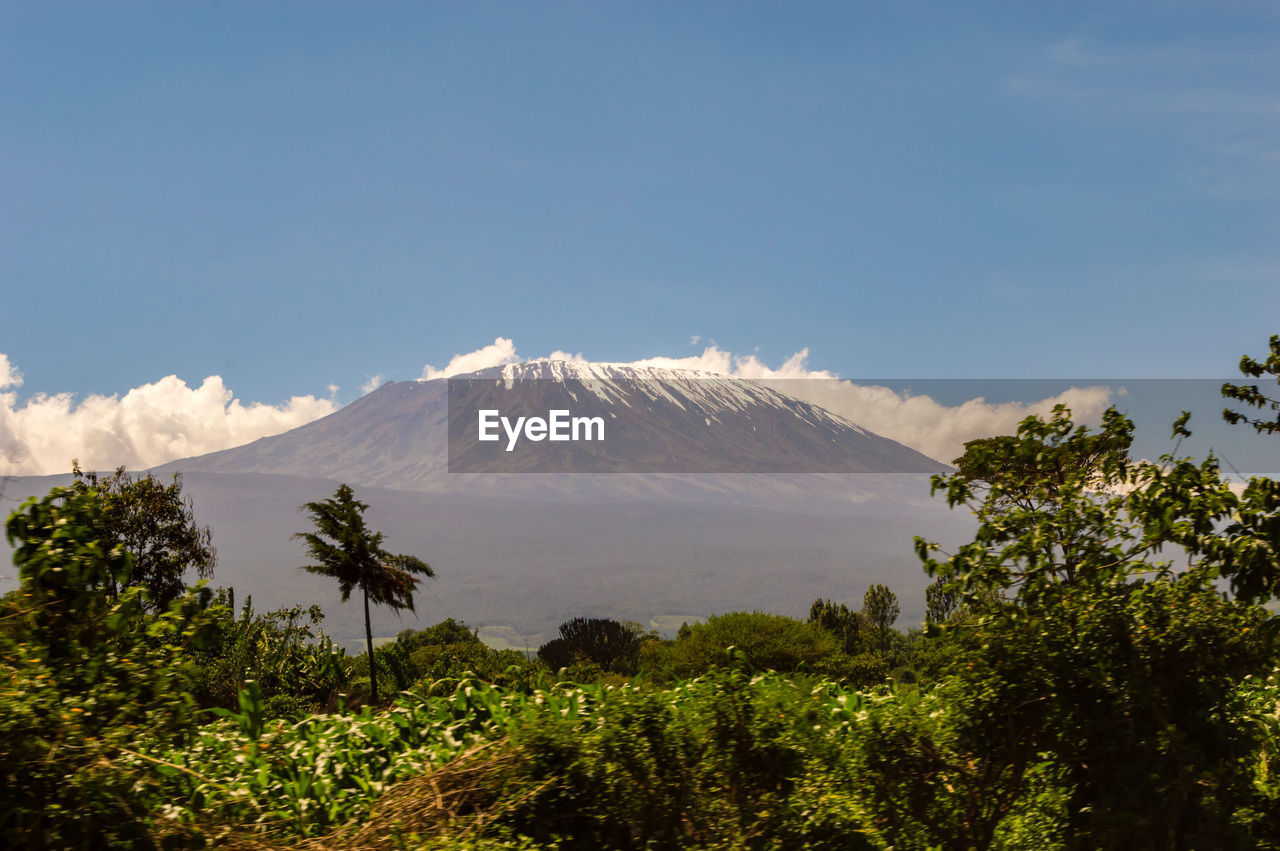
[154,361,947,496]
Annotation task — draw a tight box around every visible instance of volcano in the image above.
[3,363,971,646]
[156,362,947,493]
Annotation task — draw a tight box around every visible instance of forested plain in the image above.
[4,336,1280,850]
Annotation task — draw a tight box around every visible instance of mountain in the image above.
[4,364,971,647]
[155,362,948,500]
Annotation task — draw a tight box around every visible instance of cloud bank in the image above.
[416,339,833,381]
[0,363,337,476]
[1,339,1114,475]
[765,379,1113,464]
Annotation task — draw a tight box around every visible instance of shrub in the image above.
[537,617,642,674]
[190,591,349,711]
[670,610,841,677]
[497,669,876,849]
[2,487,216,848]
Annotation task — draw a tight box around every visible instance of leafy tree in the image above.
[808,598,863,655]
[538,617,642,674]
[392,618,538,688]
[70,461,215,612]
[295,483,433,703]
[3,487,216,847]
[1223,332,1280,434]
[916,403,1279,847]
[405,641,535,691]
[848,679,1063,849]
[924,577,958,624]
[861,583,900,652]
[397,617,480,651]
[949,410,1133,526]
[671,611,840,676]
[536,636,577,672]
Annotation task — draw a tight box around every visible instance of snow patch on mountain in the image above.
[476,360,871,438]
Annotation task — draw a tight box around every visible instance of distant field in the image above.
[477,626,541,652]
[648,614,704,637]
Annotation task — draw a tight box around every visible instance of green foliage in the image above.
[915,403,1280,847]
[344,619,541,696]
[296,483,434,703]
[1223,333,1280,435]
[7,485,132,646]
[2,487,216,848]
[484,669,877,850]
[1237,668,1280,841]
[138,675,529,838]
[971,573,1264,847]
[190,590,350,713]
[848,682,1067,849]
[925,576,958,624]
[537,617,642,674]
[808,597,864,655]
[407,642,536,692]
[71,461,216,612]
[398,617,482,651]
[861,584,900,652]
[671,610,842,677]
[128,671,879,847]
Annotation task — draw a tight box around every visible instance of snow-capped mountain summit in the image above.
[156,360,947,493]
[486,360,870,437]
[494,360,729,381]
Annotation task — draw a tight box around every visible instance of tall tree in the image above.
[924,578,958,625]
[916,399,1280,846]
[808,598,863,655]
[295,484,433,703]
[861,584,899,652]
[70,461,215,612]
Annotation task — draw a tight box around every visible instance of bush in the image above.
[190,591,349,712]
[399,618,482,650]
[497,669,876,849]
[1,487,216,848]
[847,682,1070,850]
[670,611,841,677]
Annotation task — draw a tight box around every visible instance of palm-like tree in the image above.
[295,484,433,703]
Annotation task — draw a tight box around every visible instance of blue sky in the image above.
[2,1,1278,473]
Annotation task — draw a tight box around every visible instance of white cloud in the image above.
[360,374,386,395]
[611,345,836,380]
[546,349,588,363]
[766,379,1114,464]
[0,358,337,476]
[418,337,520,380]
[0,353,21,390]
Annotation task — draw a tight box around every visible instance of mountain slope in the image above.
[1,469,974,646]
[156,362,947,495]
